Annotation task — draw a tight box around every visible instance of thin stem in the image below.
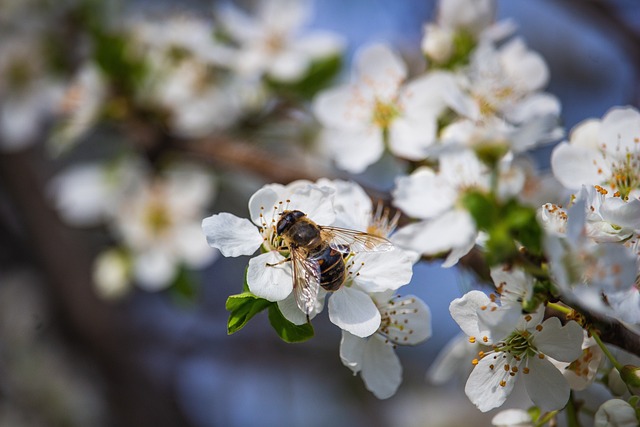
[565,392,581,427]
[547,302,573,315]
[535,410,558,426]
[590,327,624,371]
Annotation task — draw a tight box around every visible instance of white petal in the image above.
[201,213,262,257]
[392,167,451,219]
[351,251,413,293]
[388,116,436,160]
[321,128,384,173]
[328,286,381,337]
[533,318,584,363]
[361,335,402,399]
[277,289,324,324]
[248,186,282,226]
[49,163,114,226]
[523,355,570,412]
[383,294,432,345]
[499,38,549,91]
[449,290,492,340]
[465,356,515,412]
[354,44,406,100]
[393,210,476,257]
[551,142,604,189]
[313,85,371,131]
[491,409,533,427]
[426,334,476,384]
[176,223,218,268]
[247,251,293,302]
[600,107,640,152]
[133,249,176,291]
[339,330,365,373]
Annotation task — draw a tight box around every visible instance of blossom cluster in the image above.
[3,0,640,423]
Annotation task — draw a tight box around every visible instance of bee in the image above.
[271,209,394,317]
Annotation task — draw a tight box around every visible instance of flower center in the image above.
[606,151,640,199]
[371,98,400,129]
[145,202,172,235]
[376,297,419,347]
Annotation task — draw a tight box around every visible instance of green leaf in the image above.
[267,55,342,100]
[267,304,314,343]
[226,292,272,335]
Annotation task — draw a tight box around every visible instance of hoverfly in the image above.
[271,209,394,317]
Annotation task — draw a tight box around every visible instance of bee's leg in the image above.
[266,257,291,267]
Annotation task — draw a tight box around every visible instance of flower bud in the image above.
[621,365,640,392]
[594,399,638,427]
[422,24,454,64]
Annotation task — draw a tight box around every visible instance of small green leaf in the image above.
[226,292,272,334]
[267,304,314,343]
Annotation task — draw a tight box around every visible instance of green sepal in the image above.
[267,304,314,343]
[429,30,476,71]
[225,292,272,335]
[462,191,543,265]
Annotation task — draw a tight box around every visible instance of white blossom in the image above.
[314,43,472,173]
[594,399,639,427]
[551,106,640,199]
[392,149,488,266]
[340,292,431,399]
[217,0,343,81]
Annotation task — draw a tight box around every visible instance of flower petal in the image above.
[354,44,406,100]
[524,355,570,412]
[133,249,176,291]
[328,286,381,337]
[449,290,491,340]
[320,128,384,174]
[351,251,413,293]
[339,330,365,373]
[465,356,515,412]
[532,318,584,363]
[247,251,293,302]
[202,213,263,257]
[361,335,402,399]
[551,142,604,189]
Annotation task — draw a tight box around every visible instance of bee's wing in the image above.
[291,247,321,316]
[320,226,394,253]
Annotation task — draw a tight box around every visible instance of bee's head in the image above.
[276,210,305,235]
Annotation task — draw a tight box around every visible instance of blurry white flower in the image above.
[392,150,488,267]
[51,63,107,151]
[340,292,431,399]
[314,44,471,172]
[552,333,603,391]
[421,0,510,66]
[551,106,640,199]
[93,249,131,300]
[594,399,638,427]
[491,409,533,427]
[113,163,218,290]
[218,0,343,81]
[0,34,63,151]
[544,197,639,323]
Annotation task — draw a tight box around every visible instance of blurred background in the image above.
[1,0,639,426]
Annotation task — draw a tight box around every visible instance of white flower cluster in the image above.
[51,159,217,297]
[202,179,431,399]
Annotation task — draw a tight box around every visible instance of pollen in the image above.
[472,358,479,366]
[482,336,489,343]
[469,337,476,344]
[523,367,530,374]
[535,325,543,332]
[538,354,545,359]
[524,314,532,322]
[499,380,507,387]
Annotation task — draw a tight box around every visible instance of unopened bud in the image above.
[620,365,640,392]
